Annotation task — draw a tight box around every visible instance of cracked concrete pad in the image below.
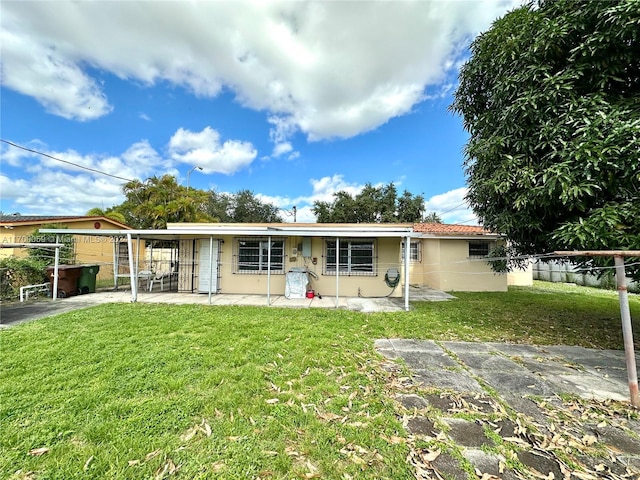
[588,425,640,455]
[397,394,428,410]
[394,350,460,370]
[412,369,484,393]
[487,342,547,358]
[549,374,630,401]
[517,450,564,479]
[455,351,528,373]
[506,396,552,427]
[475,370,556,397]
[429,451,469,479]
[423,394,458,411]
[386,339,443,353]
[443,418,493,448]
[442,341,498,354]
[490,418,517,437]
[520,357,586,376]
[576,453,640,478]
[405,416,437,437]
[462,449,516,479]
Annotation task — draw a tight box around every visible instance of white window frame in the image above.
[401,240,422,262]
[235,238,285,274]
[324,238,376,276]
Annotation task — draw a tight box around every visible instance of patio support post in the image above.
[267,236,272,306]
[208,236,214,305]
[127,233,137,302]
[135,235,141,283]
[404,234,410,312]
[614,255,639,408]
[113,239,118,289]
[335,237,340,308]
[52,235,60,301]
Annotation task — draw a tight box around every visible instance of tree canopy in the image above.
[207,189,283,223]
[87,176,283,228]
[116,175,214,229]
[312,183,440,223]
[451,0,640,278]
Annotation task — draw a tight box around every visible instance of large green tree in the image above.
[451,0,640,278]
[313,183,440,223]
[208,189,283,223]
[116,175,214,229]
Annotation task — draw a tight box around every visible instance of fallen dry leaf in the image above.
[211,461,225,472]
[266,398,280,404]
[380,434,406,445]
[421,448,440,463]
[144,449,162,462]
[28,447,50,456]
[83,455,94,471]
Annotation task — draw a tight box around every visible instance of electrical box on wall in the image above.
[302,238,312,257]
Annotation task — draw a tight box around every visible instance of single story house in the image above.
[0,214,140,281]
[41,222,525,310]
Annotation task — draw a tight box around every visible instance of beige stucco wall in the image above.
[410,238,507,292]
[0,219,141,281]
[507,262,533,286]
[187,235,404,297]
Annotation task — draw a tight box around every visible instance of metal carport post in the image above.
[404,233,411,311]
[127,233,137,302]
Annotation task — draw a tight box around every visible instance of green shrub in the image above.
[0,257,48,301]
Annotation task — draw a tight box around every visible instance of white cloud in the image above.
[272,142,293,158]
[139,112,151,121]
[2,0,520,138]
[8,171,124,215]
[424,187,477,224]
[168,127,257,175]
[256,174,369,222]
[0,29,112,121]
[0,138,177,215]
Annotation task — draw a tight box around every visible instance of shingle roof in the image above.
[413,223,495,236]
[0,215,131,229]
[0,215,88,223]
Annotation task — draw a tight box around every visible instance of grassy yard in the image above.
[1,282,638,478]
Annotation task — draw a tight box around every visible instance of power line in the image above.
[1,139,135,182]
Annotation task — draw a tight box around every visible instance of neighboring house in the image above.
[40,222,525,302]
[0,214,139,281]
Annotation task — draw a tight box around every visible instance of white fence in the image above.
[533,259,639,292]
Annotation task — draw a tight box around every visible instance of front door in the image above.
[198,239,219,293]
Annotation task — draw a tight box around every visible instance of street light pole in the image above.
[187,166,203,190]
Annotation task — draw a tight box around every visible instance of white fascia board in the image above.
[415,233,502,240]
[41,227,416,239]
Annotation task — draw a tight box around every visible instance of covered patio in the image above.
[59,289,408,312]
[42,223,417,311]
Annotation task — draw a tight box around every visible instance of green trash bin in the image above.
[78,265,100,294]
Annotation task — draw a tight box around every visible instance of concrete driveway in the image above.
[376,339,640,479]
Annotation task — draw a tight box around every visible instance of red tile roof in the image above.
[413,223,495,236]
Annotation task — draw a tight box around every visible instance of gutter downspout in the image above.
[127,233,137,302]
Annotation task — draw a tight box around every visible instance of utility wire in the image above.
[1,139,135,182]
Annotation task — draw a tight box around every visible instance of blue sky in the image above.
[0,1,519,223]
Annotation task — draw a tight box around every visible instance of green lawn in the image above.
[1,282,638,478]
